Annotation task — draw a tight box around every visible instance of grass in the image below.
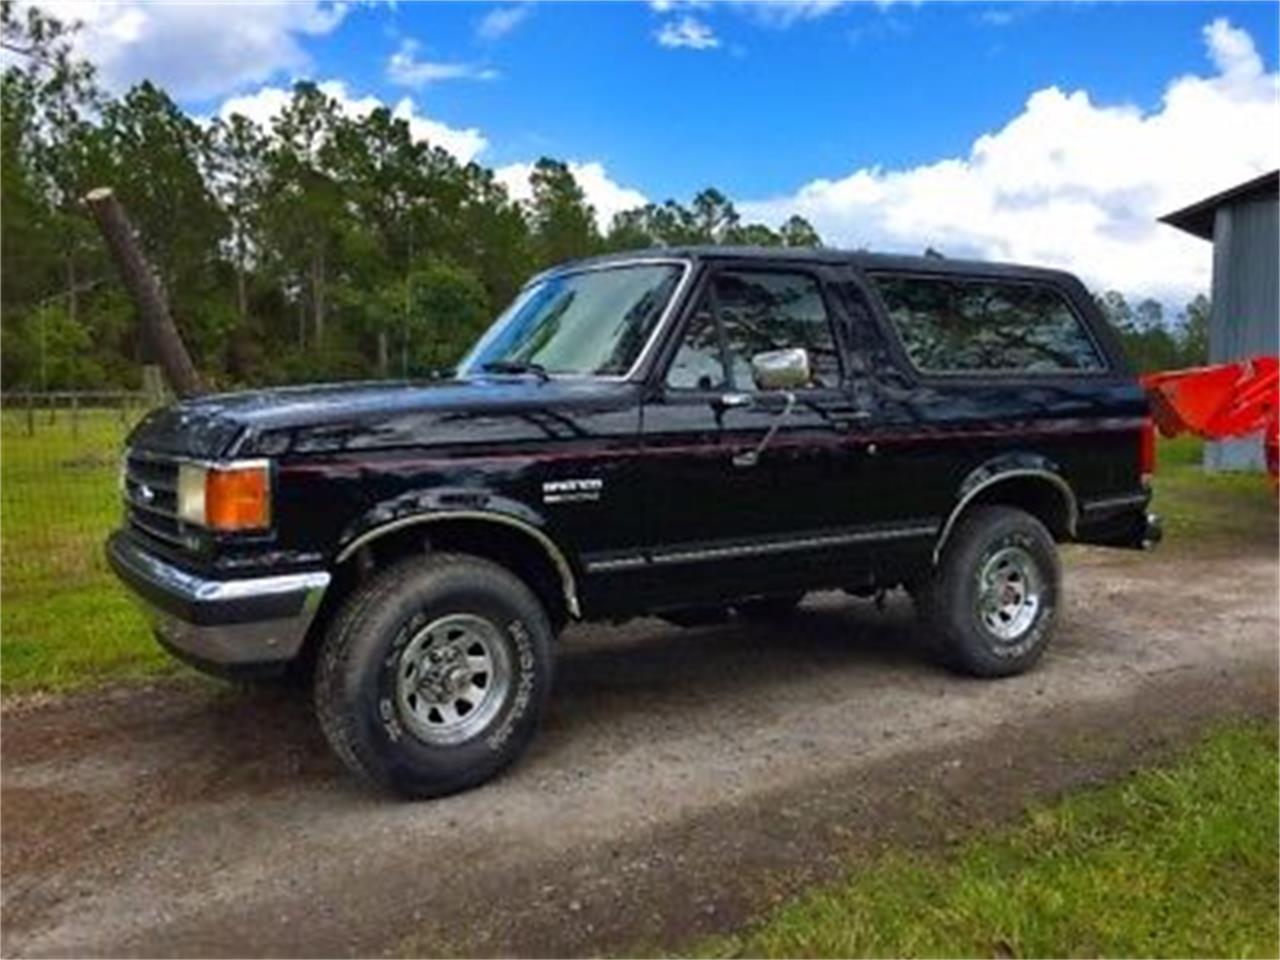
[696,720,1280,959]
[1,409,174,694]
[0,416,1273,695]
[1149,434,1278,548]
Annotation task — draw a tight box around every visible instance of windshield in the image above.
[459,262,685,377]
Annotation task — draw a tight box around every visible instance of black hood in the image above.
[127,377,640,459]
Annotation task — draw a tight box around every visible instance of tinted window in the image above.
[461,263,683,377]
[666,270,841,391]
[871,274,1104,374]
[666,301,726,390]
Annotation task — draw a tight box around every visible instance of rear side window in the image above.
[870,274,1105,374]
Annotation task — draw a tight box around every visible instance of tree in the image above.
[779,214,821,248]
[527,158,598,266]
[1178,294,1211,367]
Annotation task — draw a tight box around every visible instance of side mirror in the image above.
[750,348,811,391]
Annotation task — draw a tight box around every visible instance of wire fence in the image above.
[2,393,156,592]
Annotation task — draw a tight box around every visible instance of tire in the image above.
[314,553,554,799]
[735,592,805,622]
[922,506,1060,678]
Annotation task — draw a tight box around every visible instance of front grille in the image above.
[123,450,192,550]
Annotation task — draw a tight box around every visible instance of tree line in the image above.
[1,2,1206,394]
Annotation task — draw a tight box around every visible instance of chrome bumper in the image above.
[106,531,330,674]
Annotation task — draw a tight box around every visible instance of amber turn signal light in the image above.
[177,461,271,531]
[205,465,271,531]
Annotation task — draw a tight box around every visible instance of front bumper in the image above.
[106,531,330,676]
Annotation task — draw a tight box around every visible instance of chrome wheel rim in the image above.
[976,546,1042,642]
[394,614,512,746]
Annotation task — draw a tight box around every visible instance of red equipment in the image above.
[1140,355,1279,482]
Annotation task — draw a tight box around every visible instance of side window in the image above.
[871,274,1105,374]
[665,300,727,390]
[666,269,842,391]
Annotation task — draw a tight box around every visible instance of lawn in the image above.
[696,720,1280,958]
[1,408,174,694]
[0,417,1274,695]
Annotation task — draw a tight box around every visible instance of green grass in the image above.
[697,721,1280,959]
[0,417,1273,695]
[1,409,173,694]
[1149,435,1278,548]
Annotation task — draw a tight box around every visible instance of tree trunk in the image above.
[66,252,77,327]
[83,187,205,398]
[311,246,325,346]
[377,330,389,377]
[235,242,249,324]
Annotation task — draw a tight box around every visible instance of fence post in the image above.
[71,393,79,438]
[26,393,34,437]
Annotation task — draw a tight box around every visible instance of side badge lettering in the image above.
[542,478,603,504]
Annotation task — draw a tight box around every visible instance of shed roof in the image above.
[1160,170,1279,241]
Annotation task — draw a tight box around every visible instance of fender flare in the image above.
[334,497,581,619]
[933,455,1078,565]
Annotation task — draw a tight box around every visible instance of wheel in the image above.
[921,506,1060,677]
[734,592,805,622]
[314,553,554,799]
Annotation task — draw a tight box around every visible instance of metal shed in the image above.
[1161,170,1279,471]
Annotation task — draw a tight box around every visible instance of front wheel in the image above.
[921,506,1060,677]
[315,553,554,799]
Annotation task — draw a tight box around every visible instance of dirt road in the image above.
[3,545,1276,957]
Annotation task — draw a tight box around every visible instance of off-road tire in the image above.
[922,506,1060,677]
[314,553,554,799]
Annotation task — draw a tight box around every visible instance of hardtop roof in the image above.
[546,246,1080,284]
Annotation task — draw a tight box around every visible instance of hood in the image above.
[126,376,640,459]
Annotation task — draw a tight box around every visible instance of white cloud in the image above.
[740,18,1279,303]
[494,161,647,230]
[476,5,529,41]
[386,38,498,88]
[218,80,489,164]
[656,15,720,50]
[36,0,352,100]
[738,1,850,28]
[649,0,709,11]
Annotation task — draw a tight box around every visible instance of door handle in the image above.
[714,392,752,411]
[830,409,871,431]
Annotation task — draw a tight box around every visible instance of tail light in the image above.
[1139,417,1157,484]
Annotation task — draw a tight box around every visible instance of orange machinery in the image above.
[1141,355,1279,482]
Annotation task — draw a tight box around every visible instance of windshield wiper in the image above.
[479,360,550,381]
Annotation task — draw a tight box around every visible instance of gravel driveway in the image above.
[3,544,1276,957]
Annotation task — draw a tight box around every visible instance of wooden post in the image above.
[26,394,34,437]
[71,393,80,438]
[82,188,205,398]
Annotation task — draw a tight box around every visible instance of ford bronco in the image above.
[107,248,1161,798]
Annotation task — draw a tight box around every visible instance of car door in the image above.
[633,261,875,606]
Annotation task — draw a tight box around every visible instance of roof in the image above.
[1160,170,1280,241]
[545,245,1079,284]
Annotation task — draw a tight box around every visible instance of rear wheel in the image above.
[922,506,1060,677]
[315,553,553,799]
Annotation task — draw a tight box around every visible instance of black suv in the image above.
[108,248,1161,798]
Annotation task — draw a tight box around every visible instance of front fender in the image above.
[332,487,581,618]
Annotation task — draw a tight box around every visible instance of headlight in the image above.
[177,461,271,532]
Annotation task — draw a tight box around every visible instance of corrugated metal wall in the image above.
[1204,196,1279,471]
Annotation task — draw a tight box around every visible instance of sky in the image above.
[39,0,1280,306]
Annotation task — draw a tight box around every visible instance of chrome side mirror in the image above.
[750,348,811,391]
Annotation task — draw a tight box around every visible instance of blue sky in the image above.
[50,1,1280,302]
[289,1,1278,200]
